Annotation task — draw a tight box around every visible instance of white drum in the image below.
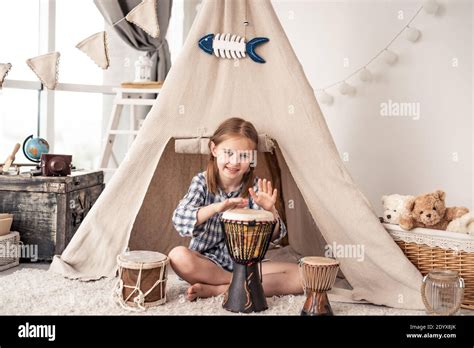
[221,208,275,223]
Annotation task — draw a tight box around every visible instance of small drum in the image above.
[112,250,169,311]
[298,256,340,316]
[221,208,276,313]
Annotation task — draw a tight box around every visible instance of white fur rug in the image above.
[0,267,432,316]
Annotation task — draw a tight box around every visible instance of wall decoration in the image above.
[359,68,373,82]
[316,1,440,106]
[26,52,60,90]
[76,31,110,69]
[75,0,160,70]
[319,90,334,105]
[423,0,439,15]
[198,33,269,63]
[338,82,356,96]
[0,63,12,89]
[382,49,399,65]
[125,0,160,38]
[405,27,421,42]
[1,0,161,88]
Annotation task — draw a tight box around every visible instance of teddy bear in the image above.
[381,194,414,224]
[399,190,469,231]
[447,213,474,235]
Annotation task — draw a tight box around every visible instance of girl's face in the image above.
[210,136,256,182]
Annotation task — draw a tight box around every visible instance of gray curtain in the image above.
[94,0,172,81]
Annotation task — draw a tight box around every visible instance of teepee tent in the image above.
[50,0,424,310]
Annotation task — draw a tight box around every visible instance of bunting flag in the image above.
[76,31,110,70]
[26,52,60,90]
[0,63,12,89]
[125,0,160,38]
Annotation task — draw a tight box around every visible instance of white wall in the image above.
[272,0,473,215]
[99,0,473,213]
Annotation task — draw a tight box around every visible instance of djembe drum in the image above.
[298,256,340,316]
[112,250,169,311]
[221,208,276,313]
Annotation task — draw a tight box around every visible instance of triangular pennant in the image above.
[0,63,12,89]
[26,52,60,90]
[76,31,110,70]
[125,0,160,38]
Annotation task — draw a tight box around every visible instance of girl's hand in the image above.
[249,178,277,212]
[214,198,248,213]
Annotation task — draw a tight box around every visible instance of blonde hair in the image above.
[207,117,258,197]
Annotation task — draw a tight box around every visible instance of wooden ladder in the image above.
[98,87,161,175]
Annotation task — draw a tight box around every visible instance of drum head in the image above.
[222,208,275,222]
[300,256,339,266]
[117,250,168,270]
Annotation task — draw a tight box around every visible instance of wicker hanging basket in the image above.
[384,223,474,310]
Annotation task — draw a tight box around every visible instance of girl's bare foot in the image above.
[186,283,228,301]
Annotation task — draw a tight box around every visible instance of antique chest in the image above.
[0,171,104,261]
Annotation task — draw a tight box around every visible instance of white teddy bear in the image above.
[446,213,474,235]
[382,194,414,224]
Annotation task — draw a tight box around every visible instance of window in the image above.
[55,0,104,85]
[1,0,185,172]
[54,0,105,169]
[0,0,40,81]
[0,0,41,163]
[0,89,39,163]
[0,0,107,168]
[54,91,103,170]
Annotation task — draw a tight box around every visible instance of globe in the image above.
[22,135,50,163]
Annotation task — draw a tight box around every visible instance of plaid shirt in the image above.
[172,172,287,272]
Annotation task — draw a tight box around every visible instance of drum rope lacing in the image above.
[112,261,167,312]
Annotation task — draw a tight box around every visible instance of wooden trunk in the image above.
[0,171,104,261]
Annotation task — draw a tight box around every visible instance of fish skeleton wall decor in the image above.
[198,33,269,64]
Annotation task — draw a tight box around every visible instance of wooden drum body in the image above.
[221,208,276,313]
[113,250,169,311]
[298,256,339,316]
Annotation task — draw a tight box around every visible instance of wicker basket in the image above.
[0,231,20,271]
[384,223,474,310]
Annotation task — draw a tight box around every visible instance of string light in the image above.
[316,1,439,105]
[359,68,373,82]
[406,27,421,42]
[423,0,439,15]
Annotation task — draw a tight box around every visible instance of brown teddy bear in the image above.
[399,190,469,231]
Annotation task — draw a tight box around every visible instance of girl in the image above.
[170,117,303,301]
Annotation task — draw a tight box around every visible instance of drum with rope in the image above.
[112,250,169,311]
